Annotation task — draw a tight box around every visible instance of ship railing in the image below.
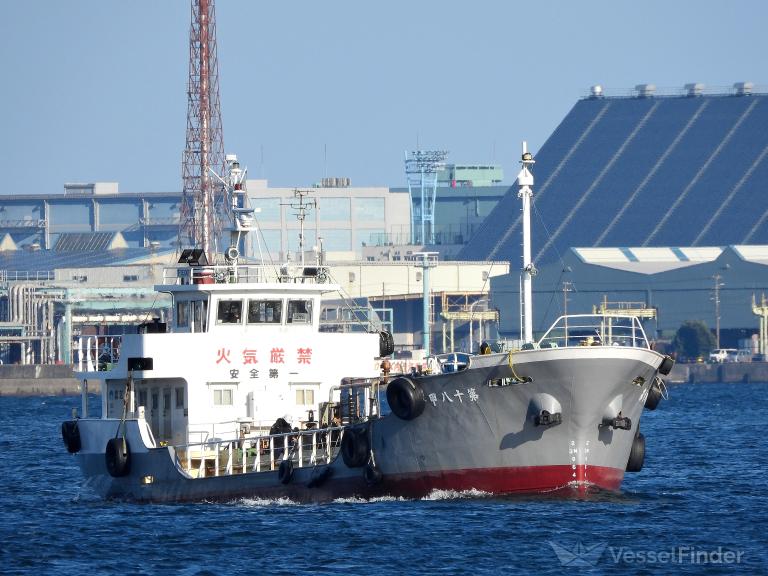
[537,314,650,349]
[176,426,345,479]
[163,263,333,286]
[74,335,123,372]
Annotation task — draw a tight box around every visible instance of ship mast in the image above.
[517,142,536,343]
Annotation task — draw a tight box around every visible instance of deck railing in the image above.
[176,426,345,478]
[163,264,331,286]
[537,314,650,349]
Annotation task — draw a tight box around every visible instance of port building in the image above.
[458,84,768,344]
[3,83,768,361]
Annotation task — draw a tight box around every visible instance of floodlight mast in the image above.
[517,142,536,344]
[404,150,448,245]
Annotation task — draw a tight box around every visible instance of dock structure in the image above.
[752,294,768,356]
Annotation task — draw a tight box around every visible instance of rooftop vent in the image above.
[734,81,754,96]
[635,84,656,98]
[590,84,604,98]
[684,83,704,97]
[319,177,351,188]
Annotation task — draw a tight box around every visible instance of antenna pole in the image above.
[285,190,316,267]
[517,142,536,344]
[180,0,226,262]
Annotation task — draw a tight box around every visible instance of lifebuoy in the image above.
[364,462,383,486]
[105,437,131,477]
[626,432,645,472]
[386,377,426,420]
[61,420,81,454]
[278,459,294,484]
[341,428,368,468]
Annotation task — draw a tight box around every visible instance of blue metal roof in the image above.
[0,248,163,274]
[458,93,768,264]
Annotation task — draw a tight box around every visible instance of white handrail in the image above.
[177,426,345,479]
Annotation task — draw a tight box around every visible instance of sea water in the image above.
[0,382,766,575]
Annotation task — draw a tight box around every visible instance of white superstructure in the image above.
[77,263,380,446]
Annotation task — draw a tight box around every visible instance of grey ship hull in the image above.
[70,346,665,502]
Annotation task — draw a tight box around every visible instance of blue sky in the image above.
[1,0,766,194]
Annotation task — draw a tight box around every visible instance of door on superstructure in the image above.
[162,388,172,440]
[150,388,160,439]
[171,384,188,445]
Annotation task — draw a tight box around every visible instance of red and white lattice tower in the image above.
[179,0,226,260]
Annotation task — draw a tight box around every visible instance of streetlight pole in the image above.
[413,252,438,356]
[713,274,724,348]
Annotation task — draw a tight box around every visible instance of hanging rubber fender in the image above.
[341,428,369,468]
[379,331,395,357]
[645,381,663,411]
[307,466,333,488]
[278,459,294,484]
[626,432,645,472]
[386,377,426,421]
[364,462,383,486]
[105,437,131,478]
[61,420,81,454]
[658,355,674,376]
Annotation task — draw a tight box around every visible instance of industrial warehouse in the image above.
[3,83,768,366]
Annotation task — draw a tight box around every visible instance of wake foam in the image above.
[237,496,299,507]
[332,495,407,504]
[421,488,492,501]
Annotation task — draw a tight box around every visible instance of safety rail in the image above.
[176,427,345,478]
[538,314,650,349]
[163,264,332,286]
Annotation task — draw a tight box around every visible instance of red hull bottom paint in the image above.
[374,465,625,499]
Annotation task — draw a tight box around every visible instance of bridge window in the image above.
[176,301,189,327]
[247,299,282,324]
[287,299,313,324]
[191,300,208,332]
[216,300,243,324]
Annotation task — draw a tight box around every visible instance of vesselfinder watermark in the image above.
[548,541,746,567]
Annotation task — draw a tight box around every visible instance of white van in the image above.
[709,348,736,363]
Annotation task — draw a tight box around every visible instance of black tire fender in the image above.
[341,428,369,468]
[307,466,333,488]
[386,377,426,420]
[626,432,645,472]
[61,420,81,454]
[278,459,294,484]
[645,382,663,411]
[364,462,383,486]
[379,331,395,357]
[658,355,674,376]
[105,437,131,478]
